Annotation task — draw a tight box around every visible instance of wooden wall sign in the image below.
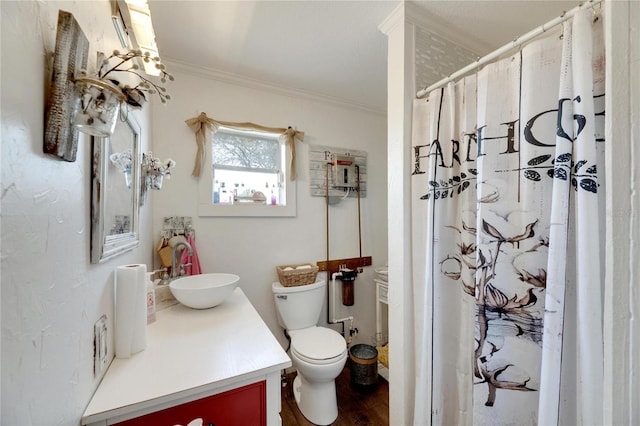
[44,10,89,162]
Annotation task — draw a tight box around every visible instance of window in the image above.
[212,128,283,205]
[198,127,296,217]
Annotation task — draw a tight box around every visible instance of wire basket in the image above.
[276,263,319,287]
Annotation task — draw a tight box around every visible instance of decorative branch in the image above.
[83,49,174,108]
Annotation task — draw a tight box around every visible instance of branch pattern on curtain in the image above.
[411,9,605,425]
[184,112,305,180]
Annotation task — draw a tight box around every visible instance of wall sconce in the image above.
[111,3,130,49]
[111,0,162,76]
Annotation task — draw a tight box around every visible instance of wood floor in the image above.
[280,363,389,426]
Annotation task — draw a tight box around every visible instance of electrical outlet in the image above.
[94,315,108,377]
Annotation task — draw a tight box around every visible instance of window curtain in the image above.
[184,112,304,180]
[410,9,605,425]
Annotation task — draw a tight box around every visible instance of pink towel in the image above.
[180,235,202,275]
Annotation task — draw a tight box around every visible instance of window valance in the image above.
[185,112,305,180]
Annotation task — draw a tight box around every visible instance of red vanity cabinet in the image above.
[115,381,266,426]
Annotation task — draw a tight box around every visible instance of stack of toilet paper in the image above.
[115,264,147,358]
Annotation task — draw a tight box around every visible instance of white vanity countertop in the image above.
[82,288,291,424]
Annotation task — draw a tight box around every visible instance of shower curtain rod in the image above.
[415,0,602,99]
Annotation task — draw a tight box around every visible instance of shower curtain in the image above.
[411,9,605,426]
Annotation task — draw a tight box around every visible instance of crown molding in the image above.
[163,58,387,117]
[378,2,406,35]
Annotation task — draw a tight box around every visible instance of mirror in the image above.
[90,114,141,263]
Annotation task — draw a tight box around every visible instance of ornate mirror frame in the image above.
[90,114,141,263]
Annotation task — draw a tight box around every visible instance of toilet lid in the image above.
[290,327,346,360]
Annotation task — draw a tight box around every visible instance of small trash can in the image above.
[349,344,378,389]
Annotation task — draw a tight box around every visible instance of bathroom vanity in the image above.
[82,288,291,425]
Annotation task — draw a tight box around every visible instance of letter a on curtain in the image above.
[411,9,605,425]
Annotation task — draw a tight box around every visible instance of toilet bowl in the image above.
[289,327,347,425]
[272,280,347,425]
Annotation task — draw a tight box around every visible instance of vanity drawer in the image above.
[114,381,266,426]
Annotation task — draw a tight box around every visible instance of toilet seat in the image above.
[292,346,348,365]
[290,327,346,365]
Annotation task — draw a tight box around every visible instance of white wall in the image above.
[1,1,153,424]
[150,64,388,352]
[379,5,416,425]
[604,1,640,424]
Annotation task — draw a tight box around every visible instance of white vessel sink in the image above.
[169,273,240,309]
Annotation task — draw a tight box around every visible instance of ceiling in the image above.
[149,1,581,112]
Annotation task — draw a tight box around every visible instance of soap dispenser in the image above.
[146,272,156,324]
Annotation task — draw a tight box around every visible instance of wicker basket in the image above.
[276,263,319,287]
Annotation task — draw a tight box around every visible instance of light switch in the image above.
[94,315,108,376]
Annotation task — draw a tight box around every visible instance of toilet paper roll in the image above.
[115,264,147,358]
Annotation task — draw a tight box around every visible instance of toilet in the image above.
[272,279,347,425]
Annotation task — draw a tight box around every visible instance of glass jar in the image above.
[146,173,164,190]
[72,77,125,137]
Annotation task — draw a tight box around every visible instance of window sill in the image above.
[198,201,296,217]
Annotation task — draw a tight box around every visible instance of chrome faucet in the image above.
[171,240,193,278]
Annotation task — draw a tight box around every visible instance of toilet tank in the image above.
[272,279,326,330]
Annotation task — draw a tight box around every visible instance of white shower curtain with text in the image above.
[411,9,605,426]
